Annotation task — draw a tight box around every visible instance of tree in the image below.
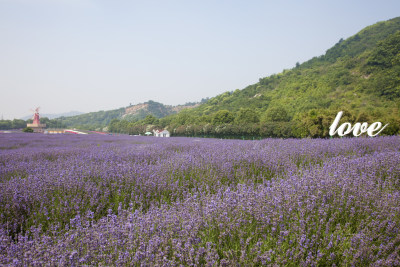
[263,106,290,122]
[212,110,234,125]
[108,119,121,133]
[235,108,260,124]
[142,115,158,125]
[11,119,26,129]
[382,116,400,135]
[22,127,34,133]
[0,120,12,130]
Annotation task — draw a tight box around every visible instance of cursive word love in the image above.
[329,111,388,137]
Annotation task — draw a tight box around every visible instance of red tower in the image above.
[32,108,40,125]
[27,107,46,133]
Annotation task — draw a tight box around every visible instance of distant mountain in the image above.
[41,17,400,137]
[20,111,84,120]
[123,100,199,121]
[148,16,400,138]
[56,101,199,130]
[56,108,126,130]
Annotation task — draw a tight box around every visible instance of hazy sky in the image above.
[1,0,399,119]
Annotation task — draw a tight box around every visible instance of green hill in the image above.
[137,17,399,138]
[56,108,126,130]
[122,100,199,121]
[53,101,199,131]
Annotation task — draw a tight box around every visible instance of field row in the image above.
[1,134,399,265]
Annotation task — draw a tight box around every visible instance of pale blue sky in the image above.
[1,0,399,119]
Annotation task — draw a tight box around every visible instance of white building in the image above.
[153,129,170,137]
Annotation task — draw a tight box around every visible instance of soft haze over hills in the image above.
[1,1,400,119]
[51,101,202,130]
[20,111,84,120]
[1,16,399,137]
[108,17,400,137]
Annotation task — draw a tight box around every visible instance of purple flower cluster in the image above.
[1,133,400,265]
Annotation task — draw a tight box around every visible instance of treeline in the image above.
[107,108,400,138]
[105,18,400,138]
[57,108,125,130]
[0,119,26,130]
[54,100,202,130]
[0,117,66,130]
[107,23,400,138]
[6,18,400,137]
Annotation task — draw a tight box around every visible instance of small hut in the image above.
[153,129,170,137]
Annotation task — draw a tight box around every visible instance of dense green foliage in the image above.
[0,119,26,130]
[51,101,199,130]
[57,108,125,130]
[0,118,67,131]
[38,117,67,129]
[0,118,66,130]
[22,127,34,133]
[123,100,177,121]
[109,17,400,138]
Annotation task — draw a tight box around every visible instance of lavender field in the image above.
[0,133,399,266]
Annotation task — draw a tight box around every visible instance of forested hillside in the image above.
[1,101,200,131]
[57,108,126,130]
[123,100,199,121]
[54,101,199,130]
[109,17,400,138]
